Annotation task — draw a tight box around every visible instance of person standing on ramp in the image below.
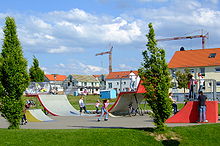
[198,91,208,123]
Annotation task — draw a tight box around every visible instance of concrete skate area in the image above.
[0,114,202,129]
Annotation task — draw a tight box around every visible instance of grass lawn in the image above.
[1,124,220,145]
[171,124,220,145]
[0,128,161,146]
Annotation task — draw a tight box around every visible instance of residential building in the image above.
[44,74,67,86]
[44,74,67,93]
[93,74,107,90]
[64,74,100,95]
[105,71,140,94]
[168,48,220,99]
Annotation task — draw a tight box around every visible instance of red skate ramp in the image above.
[109,92,145,114]
[166,101,218,123]
[108,81,146,115]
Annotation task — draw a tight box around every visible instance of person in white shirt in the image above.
[198,73,204,93]
[79,96,88,115]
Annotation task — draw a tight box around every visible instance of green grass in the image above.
[0,128,161,146]
[1,124,220,145]
[171,124,220,146]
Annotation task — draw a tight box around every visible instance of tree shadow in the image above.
[162,140,180,146]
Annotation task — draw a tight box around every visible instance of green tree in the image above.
[138,23,172,130]
[175,68,191,97]
[0,17,29,129]
[29,56,45,82]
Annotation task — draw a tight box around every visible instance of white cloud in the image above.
[43,60,108,75]
[118,64,135,70]
[45,35,55,40]
[48,46,84,54]
[30,16,52,30]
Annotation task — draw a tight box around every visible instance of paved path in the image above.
[0,114,203,129]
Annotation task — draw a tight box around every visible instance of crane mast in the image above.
[95,46,113,73]
[157,33,208,49]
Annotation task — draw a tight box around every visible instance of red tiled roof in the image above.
[45,74,67,81]
[106,71,138,79]
[93,75,101,78]
[168,48,220,68]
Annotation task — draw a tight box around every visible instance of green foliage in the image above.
[29,56,45,82]
[0,17,29,129]
[138,23,172,131]
[175,68,190,93]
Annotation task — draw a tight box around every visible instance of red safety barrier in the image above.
[166,101,218,123]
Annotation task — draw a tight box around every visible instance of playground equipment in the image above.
[167,78,218,123]
[25,109,53,122]
[171,79,217,102]
[166,101,218,123]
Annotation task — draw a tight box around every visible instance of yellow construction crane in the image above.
[95,46,113,73]
[157,32,209,49]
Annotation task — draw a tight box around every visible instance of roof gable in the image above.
[45,74,67,81]
[106,71,138,79]
[168,48,220,68]
[71,74,99,82]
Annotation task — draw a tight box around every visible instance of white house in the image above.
[168,48,220,99]
[105,71,140,94]
[64,74,100,95]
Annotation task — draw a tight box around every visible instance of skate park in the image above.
[1,79,218,129]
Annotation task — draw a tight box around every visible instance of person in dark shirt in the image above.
[198,91,208,122]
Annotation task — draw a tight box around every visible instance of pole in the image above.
[109,52,112,73]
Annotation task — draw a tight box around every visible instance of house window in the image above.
[215,68,220,72]
[200,68,205,76]
[209,53,216,58]
[80,88,83,91]
[124,82,126,85]
[216,82,220,87]
[116,82,119,85]
[108,83,112,88]
[84,82,87,86]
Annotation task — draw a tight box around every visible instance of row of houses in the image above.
[44,48,220,96]
[44,71,139,95]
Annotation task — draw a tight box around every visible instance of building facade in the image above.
[64,74,100,95]
[168,48,220,100]
[105,71,140,94]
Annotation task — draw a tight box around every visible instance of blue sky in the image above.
[0,0,220,75]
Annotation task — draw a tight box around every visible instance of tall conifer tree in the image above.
[29,56,45,82]
[138,23,172,130]
[0,17,29,129]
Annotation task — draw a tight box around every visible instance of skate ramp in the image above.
[38,95,80,116]
[108,81,146,115]
[109,93,145,115]
[26,109,53,122]
[166,101,218,123]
